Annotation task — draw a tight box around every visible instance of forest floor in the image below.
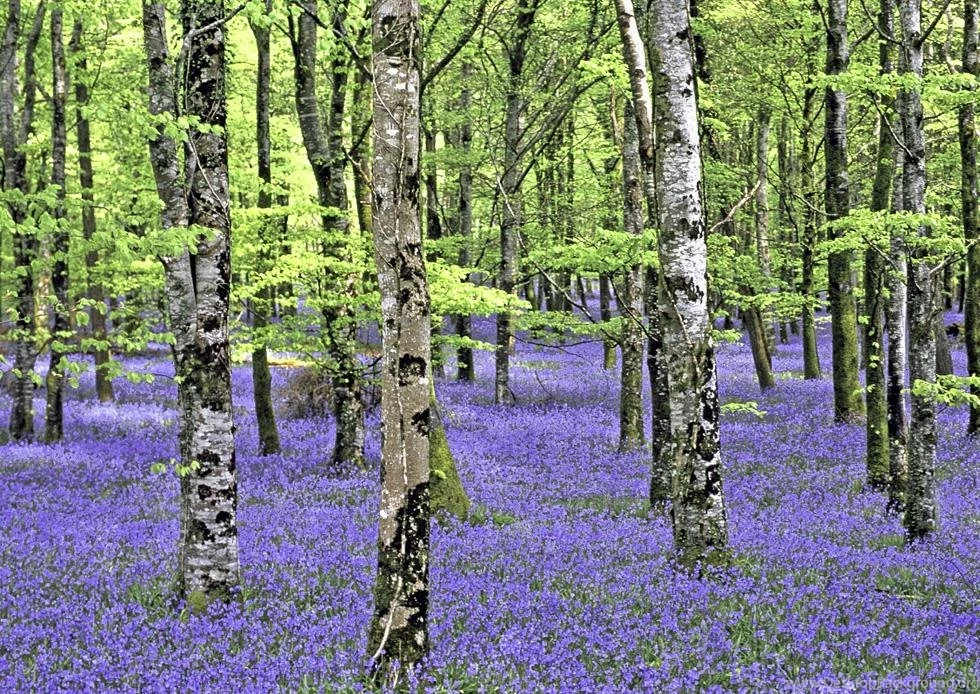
[0,315,978,692]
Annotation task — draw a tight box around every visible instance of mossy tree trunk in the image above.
[367,0,432,680]
[800,35,821,380]
[865,0,894,491]
[290,0,365,470]
[825,0,864,422]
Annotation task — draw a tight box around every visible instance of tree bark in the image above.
[886,142,909,513]
[3,0,45,441]
[250,0,281,456]
[651,0,728,564]
[599,274,616,370]
[454,62,476,382]
[962,0,980,435]
[619,99,645,452]
[367,0,431,680]
[43,6,68,443]
[899,0,937,541]
[755,107,776,350]
[825,0,863,422]
[290,0,364,469]
[70,19,114,404]
[495,0,539,405]
[142,0,241,602]
[865,0,894,490]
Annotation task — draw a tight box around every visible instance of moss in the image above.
[185,589,210,616]
[429,393,470,523]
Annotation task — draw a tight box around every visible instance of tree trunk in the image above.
[495,0,539,405]
[367,0,431,679]
[142,0,241,603]
[651,0,728,564]
[3,0,45,441]
[800,56,821,379]
[44,6,69,443]
[615,0,669,508]
[454,62,475,382]
[745,306,776,390]
[599,274,616,370]
[250,0,281,456]
[755,107,776,350]
[962,0,980,435]
[886,143,909,513]
[825,0,863,422]
[290,0,364,468]
[865,0,894,491]
[424,127,445,378]
[900,0,937,541]
[619,99,645,452]
[70,19,114,404]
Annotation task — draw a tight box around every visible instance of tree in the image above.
[962,0,980,436]
[899,0,937,541]
[70,18,114,404]
[367,0,432,679]
[249,0,281,456]
[2,0,45,441]
[825,0,863,423]
[141,0,240,602]
[288,0,365,470]
[650,0,729,564]
[865,0,895,490]
[44,5,68,443]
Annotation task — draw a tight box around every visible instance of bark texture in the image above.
[825,0,863,422]
[250,1,281,456]
[44,6,68,443]
[865,0,894,490]
[900,0,937,541]
[290,0,364,469]
[495,0,540,404]
[619,99,646,452]
[142,0,240,601]
[367,0,431,679]
[962,0,980,435]
[3,0,45,441]
[454,62,476,382]
[650,0,728,564]
[886,144,909,513]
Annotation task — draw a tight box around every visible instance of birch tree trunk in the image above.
[619,99,645,452]
[886,143,909,513]
[650,0,728,564]
[250,0,281,456]
[825,0,864,422]
[865,0,895,490]
[962,0,980,435]
[3,0,45,441]
[367,0,431,679]
[755,107,776,350]
[44,6,68,443]
[70,19,114,404]
[900,0,938,541]
[142,0,240,602]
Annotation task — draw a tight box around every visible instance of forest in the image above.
[0,0,978,690]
